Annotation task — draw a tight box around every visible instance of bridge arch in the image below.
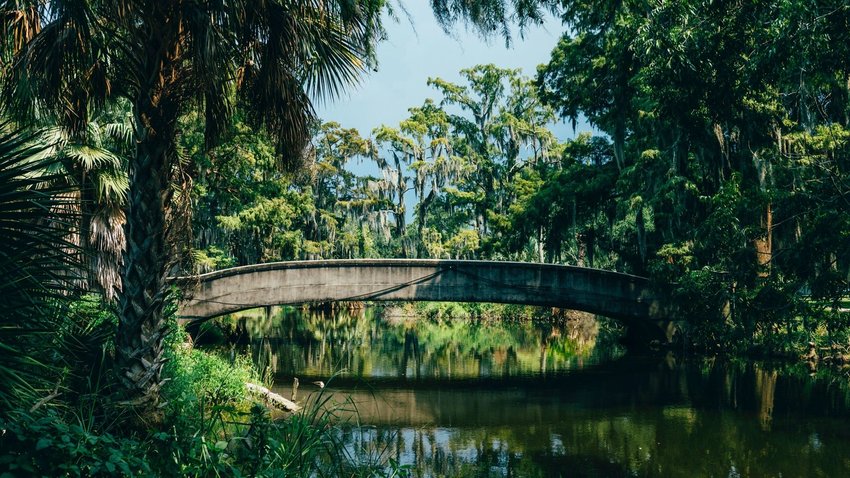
[177,259,676,323]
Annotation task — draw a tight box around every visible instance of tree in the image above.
[374,99,458,256]
[308,121,380,258]
[432,0,850,348]
[50,105,134,300]
[429,65,558,255]
[2,0,386,411]
[506,134,617,266]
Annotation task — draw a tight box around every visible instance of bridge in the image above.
[177,259,678,324]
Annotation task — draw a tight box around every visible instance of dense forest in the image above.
[191,1,850,353]
[2,0,850,476]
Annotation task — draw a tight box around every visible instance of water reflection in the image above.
[331,358,850,477]
[340,405,850,478]
[205,306,850,477]
[217,305,616,382]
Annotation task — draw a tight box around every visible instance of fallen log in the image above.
[246,382,301,412]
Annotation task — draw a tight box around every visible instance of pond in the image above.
[206,305,850,477]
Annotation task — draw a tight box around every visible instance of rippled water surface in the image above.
[212,306,850,477]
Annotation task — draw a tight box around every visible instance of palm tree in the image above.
[430,0,558,42]
[2,0,385,412]
[48,106,133,300]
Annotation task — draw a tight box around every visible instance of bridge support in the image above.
[623,320,679,347]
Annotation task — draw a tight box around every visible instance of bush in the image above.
[0,410,152,477]
[162,344,257,423]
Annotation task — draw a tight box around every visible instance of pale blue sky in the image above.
[316,2,589,141]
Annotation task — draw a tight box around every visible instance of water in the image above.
[212,306,850,477]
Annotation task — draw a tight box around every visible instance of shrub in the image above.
[0,410,152,477]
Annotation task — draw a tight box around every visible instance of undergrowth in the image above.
[0,294,409,477]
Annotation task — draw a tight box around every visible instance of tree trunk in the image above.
[417,190,435,257]
[393,154,408,258]
[113,20,185,412]
[613,111,625,172]
[79,178,95,291]
[754,202,773,277]
[576,234,586,267]
[537,226,545,263]
[116,125,170,412]
[394,154,406,232]
[636,200,647,267]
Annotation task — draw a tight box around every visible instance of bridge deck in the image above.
[177,259,674,322]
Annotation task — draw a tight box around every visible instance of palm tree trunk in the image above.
[116,127,170,411]
[115,23,182,412]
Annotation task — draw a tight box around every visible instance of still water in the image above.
[213,306,850,477]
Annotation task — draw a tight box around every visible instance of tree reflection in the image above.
[330,357,850,477]
[219,305,613,382]
[200,307,850,477]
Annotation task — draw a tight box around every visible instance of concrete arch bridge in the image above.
[177,260,678,334]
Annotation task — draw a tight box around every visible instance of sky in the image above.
[315,2,589,141]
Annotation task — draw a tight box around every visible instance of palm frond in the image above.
[430,0,560,44]
[64,145,121,172]
[92,169,129,203]
[104,121,134,148]
[234,0,384,170]
[0,1,42,56]
[1,0,388,409]
[0,124,82,409]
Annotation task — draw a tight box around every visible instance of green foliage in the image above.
[188,112,395,265]
[539,0,850,350]
[183,2,850,356]
[0,410,152,477]
[0,308,411,477]
[193,246,235,274]
[190,64,569,264]
[415,302,474,321]
[162,345,256,423]
[430,0,560,44]
[3,0,392,408]
[0,125,83,409]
